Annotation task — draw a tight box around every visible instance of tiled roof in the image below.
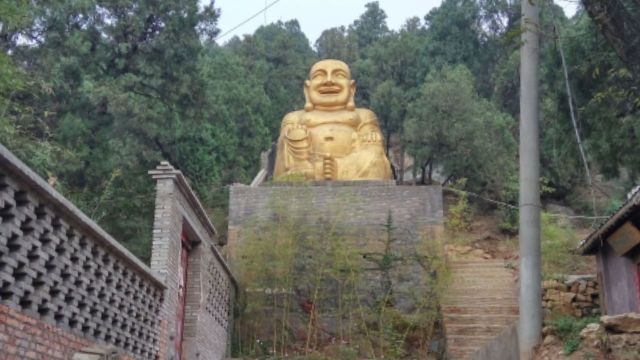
[578,187,640,255]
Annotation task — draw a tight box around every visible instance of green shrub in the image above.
[541,212,581,278]
[551,315,599,355]
[445,179,473,232]
[233,197,447,358]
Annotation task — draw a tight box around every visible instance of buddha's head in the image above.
[304,59,356,112]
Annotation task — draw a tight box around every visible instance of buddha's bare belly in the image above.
[308,123,356,158]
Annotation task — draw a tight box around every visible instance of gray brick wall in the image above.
[150,162,237,360]
[229,182,442,239]
[228,182,443,313]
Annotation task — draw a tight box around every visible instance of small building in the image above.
[579,189,640,315]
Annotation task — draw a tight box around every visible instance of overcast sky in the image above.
[213,0,579,46]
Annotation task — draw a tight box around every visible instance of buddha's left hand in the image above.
[359,131,382,144]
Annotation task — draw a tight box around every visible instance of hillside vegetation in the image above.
[1,0,638,260]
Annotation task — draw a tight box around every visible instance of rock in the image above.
[580,323,602,349]
[469,249,485,257]
[558,304,575,316]
[542,280,566,291]
[544,289,558,301]
[543,334,558,345]
[564,274,596,285]
[580,323,601,339]
[607,333,640,360]
[574,301,594,308]
[578,281,587,293]
[575,293,590,302]
[571,282,580,293]
[542,325,554,336]
[560,291,576,304]
[601,313,640,333]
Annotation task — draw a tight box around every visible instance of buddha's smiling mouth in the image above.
[318,86,342,94]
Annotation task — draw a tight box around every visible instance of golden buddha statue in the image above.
[273,59,393,181]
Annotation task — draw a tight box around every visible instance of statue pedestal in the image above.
[228,182,443,309]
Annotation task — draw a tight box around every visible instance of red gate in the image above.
[174,229,190,358]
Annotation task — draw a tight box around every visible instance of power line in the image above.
[443,187,609,220]
[549,0,599,224]
[215,0,283,41]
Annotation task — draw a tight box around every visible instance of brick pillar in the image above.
[149,162,184,360]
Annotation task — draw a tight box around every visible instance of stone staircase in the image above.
[442,258,519,359]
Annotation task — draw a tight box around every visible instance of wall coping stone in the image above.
[249,180,398,187]
[0,143,165,288]
[149,162,218,241]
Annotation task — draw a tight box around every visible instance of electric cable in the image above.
[215,0,283,41]
[549,0,598,225]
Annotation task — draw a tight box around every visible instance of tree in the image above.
[349,1,390,59]
[194,46,271,187]
[561,10,640,181]
[404,65,516,196]
[2,0,222,260]
[314,26,358,63]
[227,20,317,135]
[582,0,640,80]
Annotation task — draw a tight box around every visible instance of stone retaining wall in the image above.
[542,275,600,319]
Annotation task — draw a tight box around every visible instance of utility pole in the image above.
[519,0,541,358]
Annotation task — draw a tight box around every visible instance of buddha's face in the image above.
[305,60,355,110]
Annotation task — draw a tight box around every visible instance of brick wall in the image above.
[229,182,442,239]
[182,245,234,359]
[0,303,91,359]
[150,162,237,360]
[0,145,236,360]
[228,182,443,313]
[0,144,164,359]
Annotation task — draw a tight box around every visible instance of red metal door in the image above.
[174,230,189,358]
[637,263,640,312]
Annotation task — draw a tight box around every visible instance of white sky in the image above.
[213,0,579,46]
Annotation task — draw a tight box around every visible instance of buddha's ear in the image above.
[346,79,356,111]
[304,80,313,112]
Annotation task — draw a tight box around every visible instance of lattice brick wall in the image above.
[204,261,231,330]
[0,173,163,358]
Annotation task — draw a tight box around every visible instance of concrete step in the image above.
[442,305,519,315]
[443,324,508,336]
[445,288,516,294]
[451,277,516,283]
[449,264,510,269]
[443,297,519,305]
[443,314,519,326]
[447,346,481,359]
[447,284,518,294]
[443,257,519,359]
[448,259,513,268]
[449,272,516,278]
[446,335,496,348]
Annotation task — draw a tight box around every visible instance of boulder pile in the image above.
[579,313,640,360]
[542,275,600,318]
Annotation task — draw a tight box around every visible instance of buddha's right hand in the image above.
[285,124,308,142]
